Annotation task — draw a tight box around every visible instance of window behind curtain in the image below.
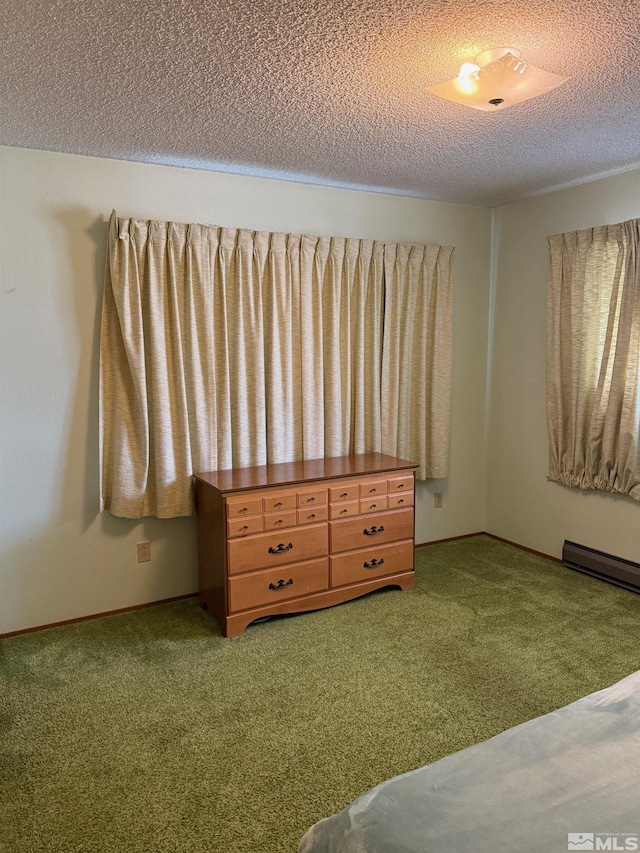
[100,213,454,518]
[546,218,640,501]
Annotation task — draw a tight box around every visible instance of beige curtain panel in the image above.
[547,218,640,501]
[100,212,453,518]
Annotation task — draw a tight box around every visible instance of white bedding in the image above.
[299,671,640,853]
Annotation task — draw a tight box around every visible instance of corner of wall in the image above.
[482,205,502,532]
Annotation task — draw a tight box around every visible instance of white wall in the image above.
[0,146,491,634]
[486,169,640,562]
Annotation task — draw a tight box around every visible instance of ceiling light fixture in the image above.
[427,47,568,111]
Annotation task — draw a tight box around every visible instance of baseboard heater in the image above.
[563,540,640,593]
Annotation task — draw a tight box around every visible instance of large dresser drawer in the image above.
[227,523,328,575]
[331,539,414,587]
[330,508,414,553]
[228,558,329,613]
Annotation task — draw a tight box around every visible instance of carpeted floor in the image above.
[2,535,639,853]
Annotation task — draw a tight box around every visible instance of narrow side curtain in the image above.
[100,212,454,518]
[547,218,640,501]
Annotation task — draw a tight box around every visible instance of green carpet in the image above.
[2,535,640,853]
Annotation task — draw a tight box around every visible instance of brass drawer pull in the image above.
[370,487,377,493]
[363,525,384,536]
[341,492,348,497]
[269,578,293,590]
[309,496,316,502]
[364,558,384,569]
[268,542,293,554]
[341,508,349,514]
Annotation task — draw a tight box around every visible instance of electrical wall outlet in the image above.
[434,492,443,508]
[136,541,151,562]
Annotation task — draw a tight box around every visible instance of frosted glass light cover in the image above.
[427,51,569,111]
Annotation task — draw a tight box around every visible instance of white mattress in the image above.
[299,671,640,853]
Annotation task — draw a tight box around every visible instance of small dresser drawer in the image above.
[330,508,414,553]
[359,478,387,498]
[263,491,297,513]
[263,510,297,531]
[388,473,413,494]
[226,495,263,519]
[297,505,328,525]
[359,496,388,515]
[228,523,328,575]
[331,540,414,588]
[298,488,327,508]
[388,492,413,509]
[329,482,360,502]
[330,500,360,520]
[228,558,329,613]
[227,515,264,538]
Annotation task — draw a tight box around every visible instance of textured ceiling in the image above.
[1,0,639,206]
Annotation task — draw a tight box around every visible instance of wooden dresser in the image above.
[194,453,417,637]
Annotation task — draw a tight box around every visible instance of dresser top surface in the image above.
[195,453,417,494]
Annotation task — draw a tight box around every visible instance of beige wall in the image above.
[486,169,640,562]
[0,146,491,634]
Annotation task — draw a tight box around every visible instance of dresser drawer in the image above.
[228,558,329,613]
[263,510,297,531]
[330,508,414,553]
[359,496,388,515]
[331,540,414,587]
[387,492,413,509]
[263,490,297,513]
[297,505,328,525]
[330,500,360,520]
[227,515,264,538]
[297,488,327,508]
[388,473,413,494]
[226,495,263,518]
[359,477,387,498]
[227,523,328,575]
[329,482,360,502]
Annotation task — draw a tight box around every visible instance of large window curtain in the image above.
[100,213,453,518]
[547,218,640,501]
